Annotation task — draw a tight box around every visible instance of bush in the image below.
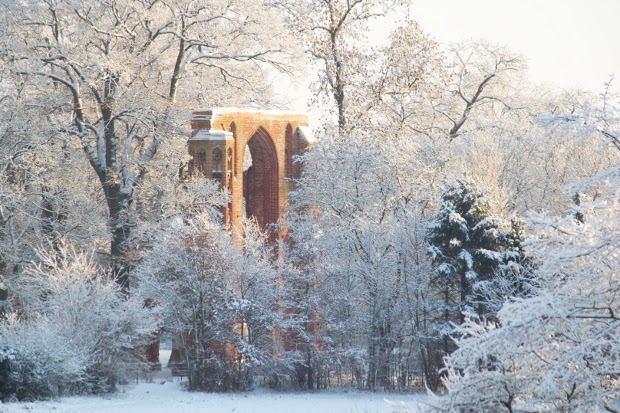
[0,244,159,401]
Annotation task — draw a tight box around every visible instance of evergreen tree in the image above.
[430,173,620,413]
[427,180,526,356]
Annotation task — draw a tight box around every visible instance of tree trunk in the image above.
[104,183,133,292]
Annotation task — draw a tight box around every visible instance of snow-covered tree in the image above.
[450,85,619,216]
[437,42,525,140]
[0,72,105,278]
[0,0,294,288]
[427,180,529,359]
[0,243,159,401]
[286,119,439,390]
[135,213,298,391]
[428,169,620,412]
[276,0,413,132]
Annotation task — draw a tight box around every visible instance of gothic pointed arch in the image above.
[189,108,310,240]
[244,126,279,235]
[229,122,237,178]
[285,123,294,178]
[212,148,223,180]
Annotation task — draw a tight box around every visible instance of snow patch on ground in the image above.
[1,383,425,413]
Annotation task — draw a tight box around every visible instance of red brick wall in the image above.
[189,109,309,239]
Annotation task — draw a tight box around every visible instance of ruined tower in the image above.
[188,108,312,239]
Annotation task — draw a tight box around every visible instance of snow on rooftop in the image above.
[193,107,307,117]
[190,129,234,141]
[297,125,316,144]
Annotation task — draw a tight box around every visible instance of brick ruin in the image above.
[188,108,312,239]
[161,109,313,375]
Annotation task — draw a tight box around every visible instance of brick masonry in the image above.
[188,108,310,240]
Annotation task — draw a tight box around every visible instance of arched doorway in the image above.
[243,127,279,237]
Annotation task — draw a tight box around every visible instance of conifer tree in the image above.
[427,180,526,356]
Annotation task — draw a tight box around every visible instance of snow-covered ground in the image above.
[1,348,425,413]
[1,382,424,413]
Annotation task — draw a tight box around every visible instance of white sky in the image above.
[283,1,620,113]
[412,0,620,92]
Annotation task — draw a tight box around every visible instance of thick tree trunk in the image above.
[105,183,133,292]
[99,74,135,291]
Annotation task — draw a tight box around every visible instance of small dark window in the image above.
[212,148,223,180]
[197,151,206,174]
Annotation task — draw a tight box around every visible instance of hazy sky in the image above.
[413,0,620,92]
[284,1,619,113]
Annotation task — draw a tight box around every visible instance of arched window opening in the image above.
[285,124,294,178]
[242,144,252,220]
[197,150,206,174]
[229,122,237,178]
[212,148,223,180]
[227,148,233,188]
[243,128,278,239]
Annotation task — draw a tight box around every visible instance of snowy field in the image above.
[1,348,425,413]
[1,382,424,413]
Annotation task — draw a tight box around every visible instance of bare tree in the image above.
[275,0,406,132]
[435,42,525,139]
[0,0,293,288]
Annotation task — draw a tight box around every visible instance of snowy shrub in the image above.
[0,316,87,401]
[0,244,159,401]
[135,213,297,392]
